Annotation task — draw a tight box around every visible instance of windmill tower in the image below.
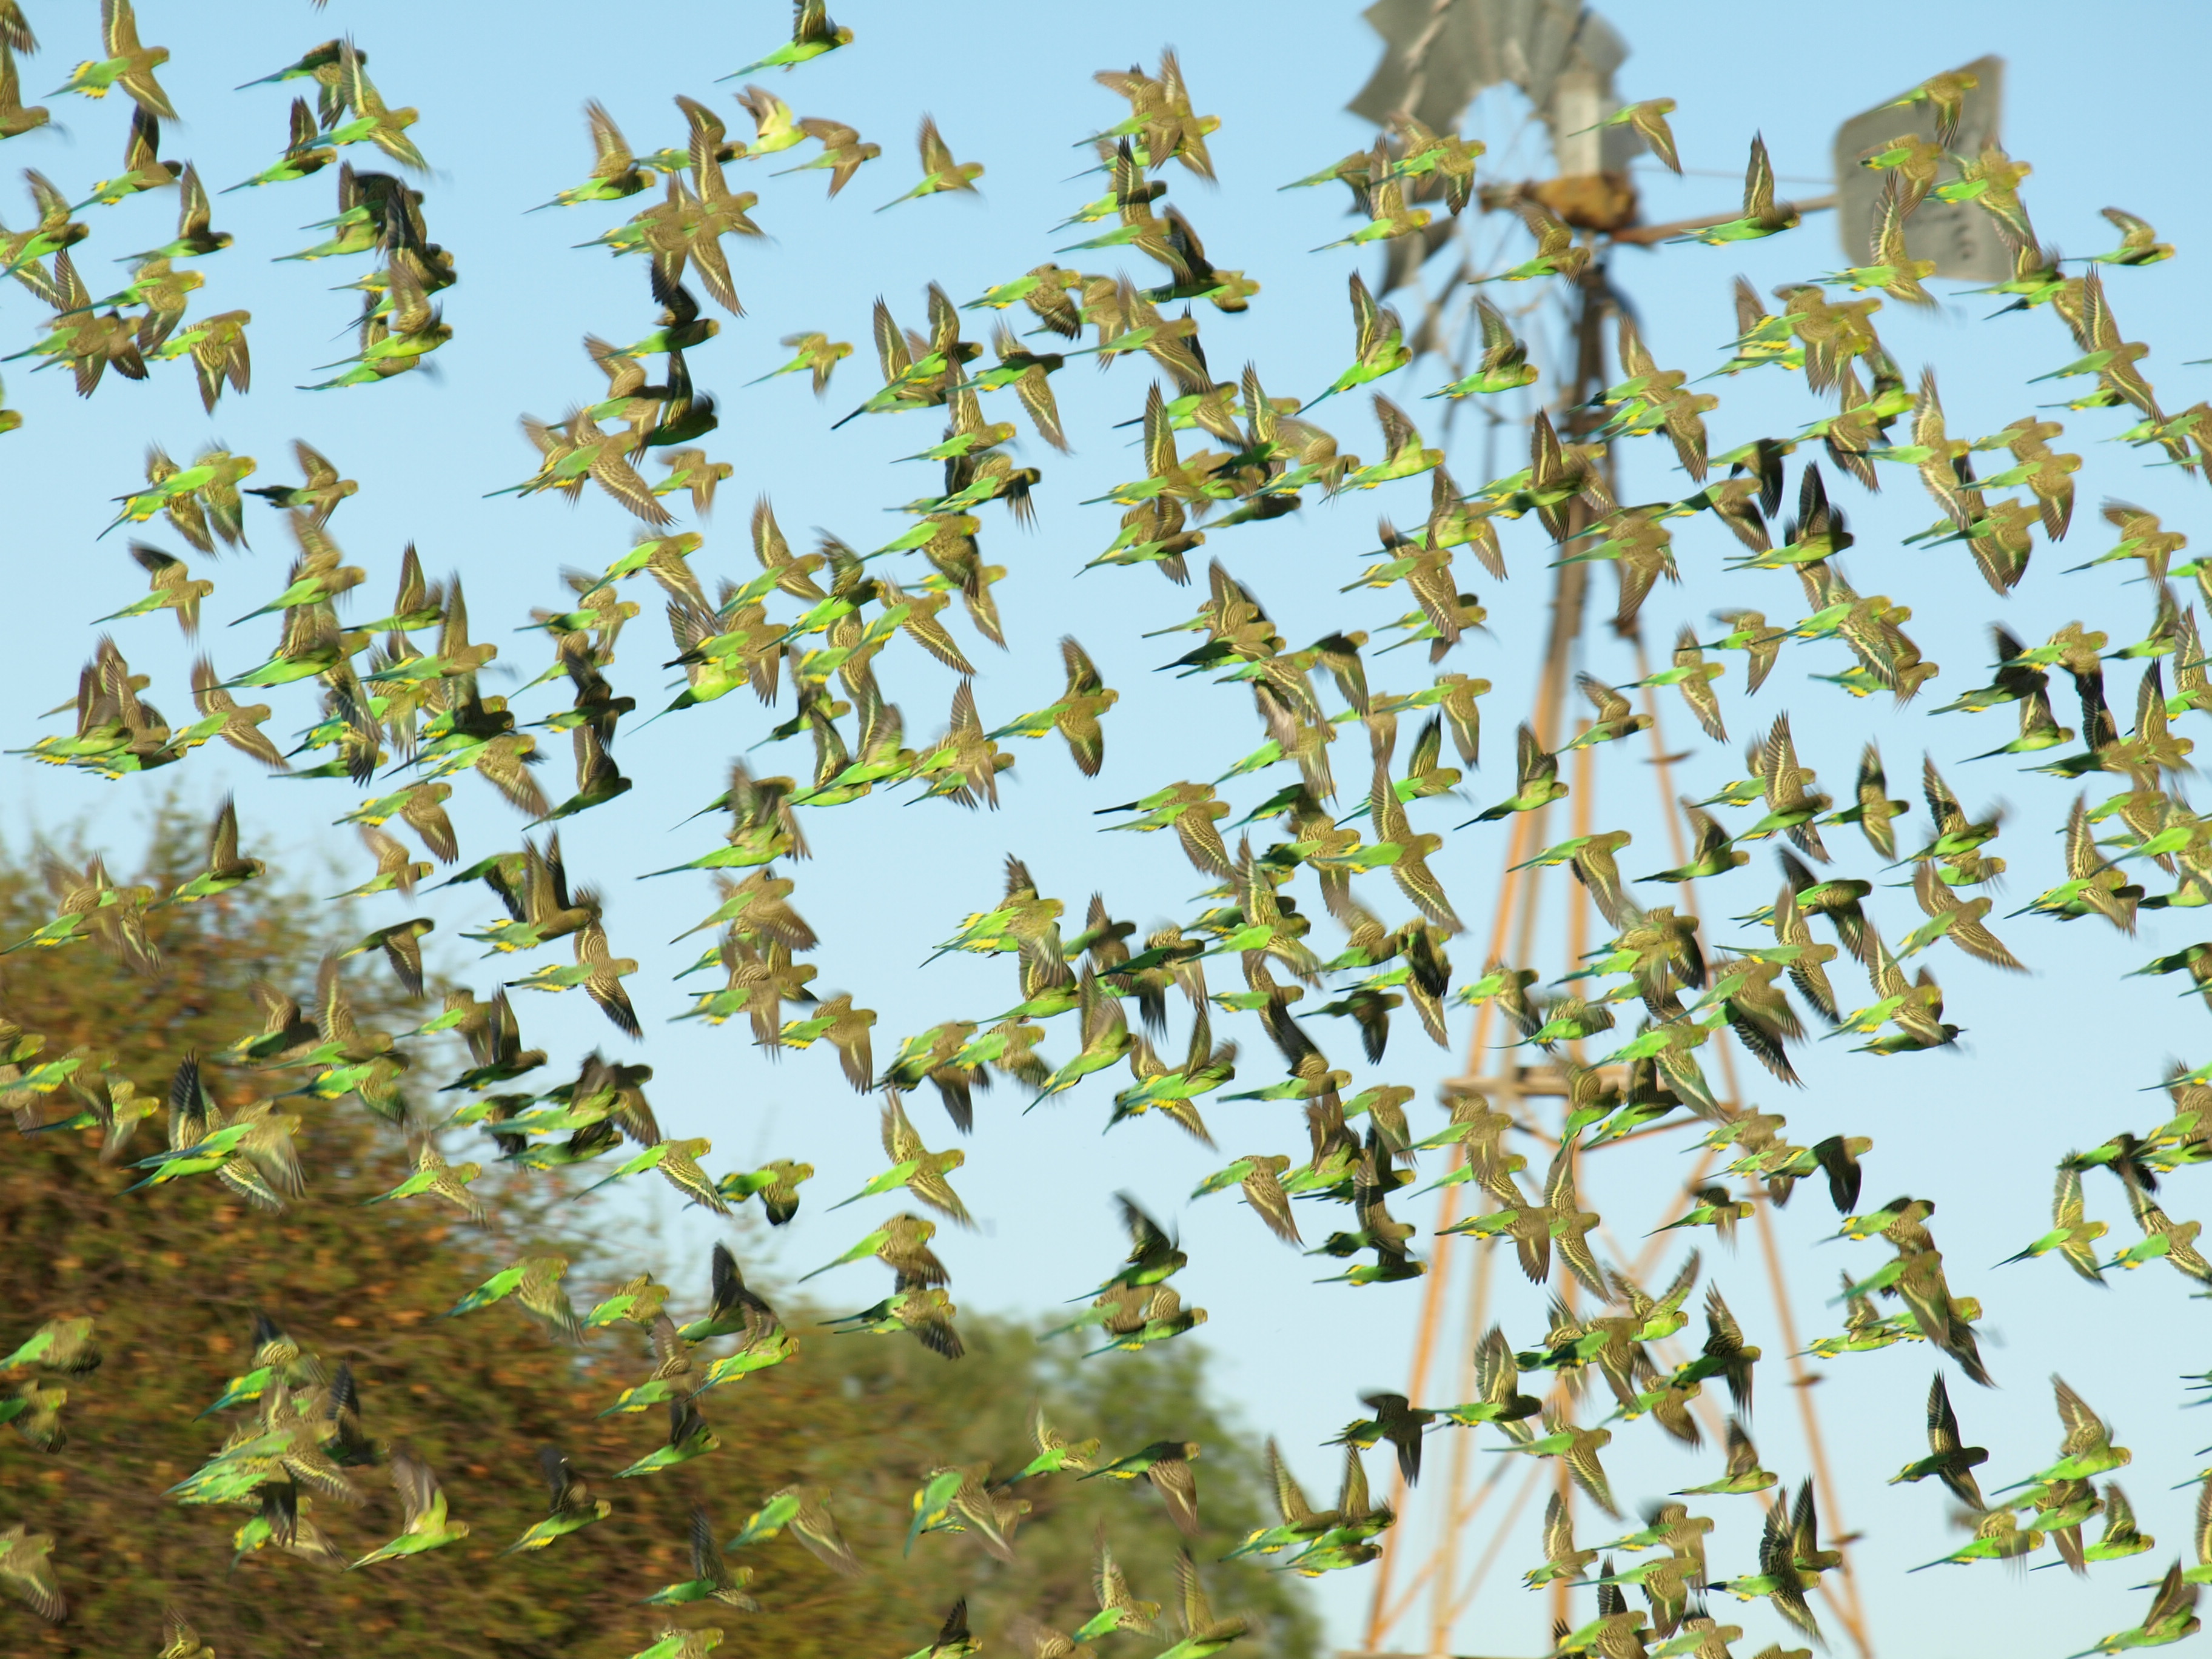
[1321,8,2014,1657]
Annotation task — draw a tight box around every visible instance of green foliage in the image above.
[0,816,1313,1659]
[687,1322,1316,1659]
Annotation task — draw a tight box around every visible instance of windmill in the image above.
[1337,5,2005,1654]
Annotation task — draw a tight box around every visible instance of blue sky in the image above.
[5,2,2212,1655]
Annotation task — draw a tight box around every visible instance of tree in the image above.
[0,814,1315,1658]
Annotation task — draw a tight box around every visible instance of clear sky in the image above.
[5,2,2212,1656]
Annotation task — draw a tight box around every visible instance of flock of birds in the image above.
[1,3,2211,1656]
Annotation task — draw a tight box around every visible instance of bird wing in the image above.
[389,1447,442,1533]
[2053,1376,2101,1451]
[208,796,241,868]
[1866,933,1909,1002]
[1347,272,1380,360]
[2053,1164,2090,1232]
[871,298,910,381]
[1724,1415,1760,1477]
[2102,1481,2139,1543]
[685,1503,728,1581]
[1173,1547,1211,1634]
[1760,713,1802,809]
[800,116,860,149]
[1742,133,1775,218]
[1703,1286,1746,1360]
[1543,1143,1580,1218]
[2064,794,2108,883]
[1910,857,1959,923]
[1757,1490,1818,1637]
[1118,1192,1175,1258]
[1151,1457,1201,1536]
[1541,1490,1575,1563]
[1014,363,1070,454]
[790,1490,863,1575]
[0,1529,63,1623]
[2145,1561,2197,1634]
[1565,1431,1619,1517]
[1513,722,1548,789]
[1266,1439,1313,1525]
[917,115,954,178]
[1577,672,1630,726]
[1922,755,1965,836]
[1792,1476,1823,1556]
[1239,1158,1300,1244]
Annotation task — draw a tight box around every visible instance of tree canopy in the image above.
[0,819,1316,1658]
